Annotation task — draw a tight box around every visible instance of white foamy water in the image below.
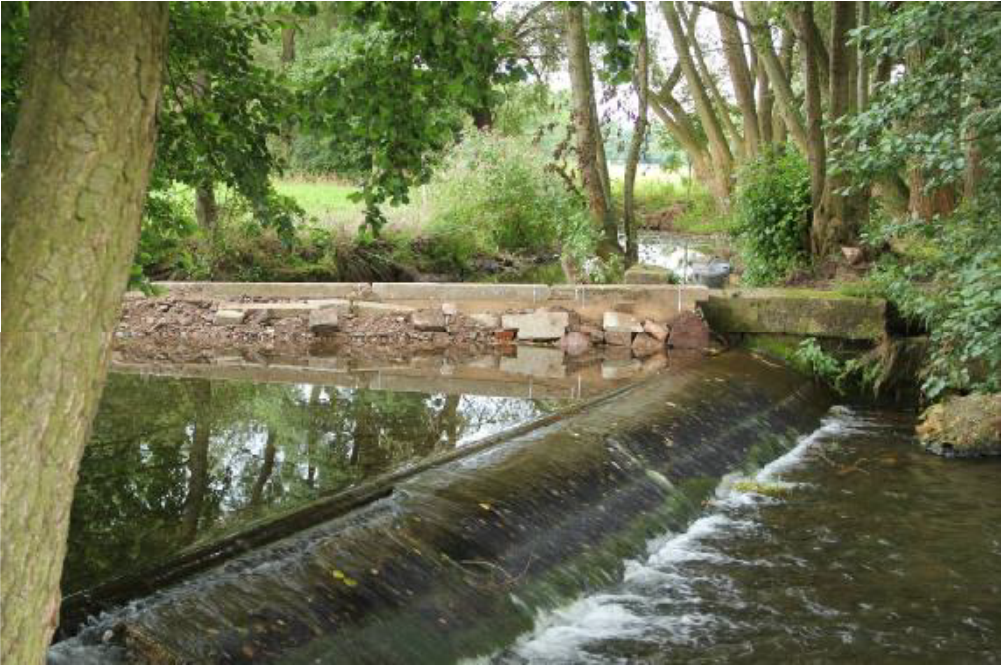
[495,407,860,664]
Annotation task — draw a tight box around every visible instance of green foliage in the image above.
[154,2,302,236]
[731,147,812,285]
[300,2,521,235]
[862,199,1001,398]
[836,2,1001,195]
[794,338,880,395]
[421,132,592,274]
[131,189,200,291]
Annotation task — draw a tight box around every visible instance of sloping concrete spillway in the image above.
[95,353,831,663]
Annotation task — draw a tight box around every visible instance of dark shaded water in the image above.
[63,373,559,597]
[500,407,1001,663]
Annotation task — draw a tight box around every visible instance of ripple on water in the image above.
[497,406,1001,664]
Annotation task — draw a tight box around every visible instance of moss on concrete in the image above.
[701,288,886,340]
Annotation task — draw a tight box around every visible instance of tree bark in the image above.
[195,182,218,230]
[744,2,809,154]
[795,3,827,214]
[623,2,649,266]
[565,3,619,254]
[813,1,859,255]
[715,1,760,156]
[0,3,167,661]
[281,25,296,66]
[249,428,278,508]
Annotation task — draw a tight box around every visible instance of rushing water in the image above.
[497,406,1001,664]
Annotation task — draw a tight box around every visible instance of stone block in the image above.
[642,320,669,342]
[309,308,339,335]
[354,301,416,318]
[603,311,643,334]
[413,309,447,332]
[502,310,569,341]
[469,313,500,329]
[604,330,633,347]
[668,311,709,350]
[631,333,664,357]
[500,345,567,379]
[559,332,591,357]
[213,309,246,326]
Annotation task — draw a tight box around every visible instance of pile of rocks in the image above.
[116,295,711,358]
[492,307,709,357]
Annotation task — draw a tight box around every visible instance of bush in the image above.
[421,131,594,274]
[863,196,1001,398]
[731,146,811,285]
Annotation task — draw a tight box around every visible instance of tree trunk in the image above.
[565,3,619,254]
[716,1,760,156]
[662,1,734,201]
[905,44,957,220]
[195,182,218,230]
[281,25,296,65]
[622,2,649,267]
[744,2,809,154]
[0,4,167,661]
[249,428,278,508]
[813,1,859,255]
[180,382,212,545]
[795,3,827,214]
[620,3,652,268]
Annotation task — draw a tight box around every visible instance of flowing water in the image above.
[51,353,1001,663]
[497,407,1001,664]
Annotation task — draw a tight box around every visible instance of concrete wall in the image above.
[701,288,886,341]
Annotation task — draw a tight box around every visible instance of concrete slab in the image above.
[603,311,643,334]
[700,288,886,340]
[502,311,569,341]
[354,301,416,318]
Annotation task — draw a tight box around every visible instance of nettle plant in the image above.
[731,146,812,285]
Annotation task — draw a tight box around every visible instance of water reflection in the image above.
[62,374,558,597]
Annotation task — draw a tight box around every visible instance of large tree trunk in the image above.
[565,3,619,255]
[0,4,167,661]
[795,3,827,215]
[622,2,649,266]
[813,2,859,255]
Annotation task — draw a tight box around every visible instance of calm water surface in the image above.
[498,406,1001,664]
[63,373,561,596]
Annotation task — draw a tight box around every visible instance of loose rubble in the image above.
[115,292,712,362]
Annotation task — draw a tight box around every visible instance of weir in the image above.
[61,352,833,663]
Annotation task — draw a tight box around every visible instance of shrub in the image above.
[863,196,1001,398]
[731,146,811,285]
[422,131,594,275]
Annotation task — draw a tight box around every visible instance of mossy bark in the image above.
[0,3,167,661]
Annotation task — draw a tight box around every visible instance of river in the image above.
[51,354,1000,663]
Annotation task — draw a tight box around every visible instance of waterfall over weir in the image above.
[56,352,832,664]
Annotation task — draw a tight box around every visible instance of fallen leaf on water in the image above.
[479,502,492,511]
